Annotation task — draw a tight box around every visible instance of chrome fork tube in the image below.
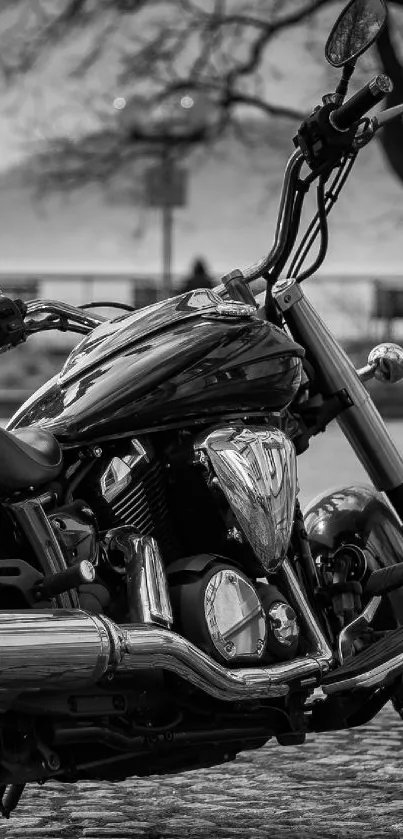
[281,558,332,665]
[273,278,403,510]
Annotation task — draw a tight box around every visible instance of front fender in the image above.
[304,484,403,628]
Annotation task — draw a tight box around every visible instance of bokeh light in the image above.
[180,95,194,110]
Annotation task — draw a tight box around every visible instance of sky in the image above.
[0,1,345,171]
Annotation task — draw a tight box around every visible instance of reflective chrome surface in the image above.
[338,595,382,663]
[325,0,387,68]
[196,425,297,573]
[268,601,299,647]
[324,646,403,694]
[212,150,304,289]
[25,300,105,333]
[273,277,403,493]
[59,289,224,385]
[280,558,333,660]
[0,608,333,700]
[104,527,173,627]
[204,569,267,661]
[368,342,403,384]
[118,624,330,700]
[0,611,111,687]
[100,439,151,503]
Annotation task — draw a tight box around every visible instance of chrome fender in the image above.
[304,484,403,627]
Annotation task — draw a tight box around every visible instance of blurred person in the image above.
[179,258,215,294]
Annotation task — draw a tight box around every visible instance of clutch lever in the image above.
[353,102,403,149]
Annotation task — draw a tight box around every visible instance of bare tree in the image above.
[0,0,402,189]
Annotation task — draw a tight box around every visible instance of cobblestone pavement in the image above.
[2,703,403,839]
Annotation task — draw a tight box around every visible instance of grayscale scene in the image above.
[2,0,403,837]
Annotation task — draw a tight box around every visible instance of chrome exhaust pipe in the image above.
[114,622,331,700]
[0,610,332,700]
[0,611,111,688]
[4,610,403,701]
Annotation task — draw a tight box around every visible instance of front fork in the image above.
[272,277,403,520]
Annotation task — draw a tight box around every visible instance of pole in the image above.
[161,148,173,300]
[162,201,173,301]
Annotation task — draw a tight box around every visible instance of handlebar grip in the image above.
[0,296,27,349]
[330,74,392,131]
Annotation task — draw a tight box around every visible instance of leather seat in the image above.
[0,426,63,490]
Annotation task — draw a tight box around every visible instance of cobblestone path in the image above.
[2,703,403,839]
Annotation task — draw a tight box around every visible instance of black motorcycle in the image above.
[0,0,403,820]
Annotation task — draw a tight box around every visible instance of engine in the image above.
[80,436,178,563]
[78,431,302,664]
[0,431,302,665]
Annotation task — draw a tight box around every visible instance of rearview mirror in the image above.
[325,0,387,68]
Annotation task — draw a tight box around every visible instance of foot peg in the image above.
[323,625,403,694]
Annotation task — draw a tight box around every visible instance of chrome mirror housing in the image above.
[357,342,403,384]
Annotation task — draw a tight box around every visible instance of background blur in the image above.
[0,0,403,414]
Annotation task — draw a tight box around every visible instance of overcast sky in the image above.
[0,2,349,172]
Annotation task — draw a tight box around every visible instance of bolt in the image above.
[284,294,291,304]
[227,574,236,584]
[225,641,236,657]
[256,639,265,654]
[47,752,61,771]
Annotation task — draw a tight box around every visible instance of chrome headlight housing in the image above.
[196,425,297,573]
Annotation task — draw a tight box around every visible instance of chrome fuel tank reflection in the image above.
[196,426,297,573]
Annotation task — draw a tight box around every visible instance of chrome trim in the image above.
[0,611,111,688]
[267,602,299,647]
[368,342,403,384]
[273,277,403,492]
[337,595,382,663]
[25,300,105,331]
[0,610,332,700]
[213,150,304,292]
[241,150,305,283]
[356,343,403,384]
[100,439,151,503]
[323,650,403,694]
[104,527,173,628]
[281,558,333,663]
[196,425,298,573]
[117,624,325,700]
[204,569,267,661]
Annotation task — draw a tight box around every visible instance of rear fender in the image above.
[304,484,403,628]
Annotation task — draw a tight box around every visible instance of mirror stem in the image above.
[335,60,356,104]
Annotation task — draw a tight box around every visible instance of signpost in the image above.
[114,90,215,300]
[144,155,188,300]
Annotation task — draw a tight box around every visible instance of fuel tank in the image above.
[8,290,304,444]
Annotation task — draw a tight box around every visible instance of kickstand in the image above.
[0,784,26,819]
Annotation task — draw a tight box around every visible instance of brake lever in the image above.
[353,103,403,150]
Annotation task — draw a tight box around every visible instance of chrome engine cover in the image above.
[195,425,298,573]
[204,568,267,661]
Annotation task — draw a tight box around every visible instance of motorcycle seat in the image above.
[0,426,63,490]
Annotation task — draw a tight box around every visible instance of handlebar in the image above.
[215,149,305,294]
[25,300,106,334]
[330,74,392,132]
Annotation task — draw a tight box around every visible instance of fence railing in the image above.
[0,271,402,341]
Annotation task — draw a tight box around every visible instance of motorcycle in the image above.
[0,0,403,820]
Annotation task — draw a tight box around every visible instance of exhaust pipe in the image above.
[0,610,332,700]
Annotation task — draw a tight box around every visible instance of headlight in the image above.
[196,425,297,573]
